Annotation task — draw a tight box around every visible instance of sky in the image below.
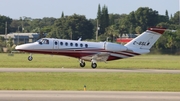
[0,0,179,19]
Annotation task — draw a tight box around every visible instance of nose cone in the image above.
[15,45,23,50]
[15,43,33,51]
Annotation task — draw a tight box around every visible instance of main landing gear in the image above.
[79,59,86,67]
[28,53,33,61]
[91,63,97,69]
[91,59,97,69]
[79,59,97,69]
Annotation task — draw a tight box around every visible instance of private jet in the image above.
[15,27,166,69]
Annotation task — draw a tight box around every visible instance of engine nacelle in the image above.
[105,42,127,52]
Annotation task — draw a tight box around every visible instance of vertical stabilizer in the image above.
[125,28,166,50]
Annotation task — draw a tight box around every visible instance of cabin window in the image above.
[75,43,78,47]
[60,42,63,45]
[85,44,88,48]
[54,41,58,45]
[80,43,83,47]
[65,42,68,46]
[70,43,73,46]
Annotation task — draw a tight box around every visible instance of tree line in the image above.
[0,5,180,54]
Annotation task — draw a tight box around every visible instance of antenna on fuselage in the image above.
[78,37,82,41]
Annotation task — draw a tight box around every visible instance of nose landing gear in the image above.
[28,53,33,61]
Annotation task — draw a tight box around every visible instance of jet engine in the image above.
[104,42,127,52]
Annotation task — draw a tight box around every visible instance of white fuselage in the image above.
[15,38,139,61]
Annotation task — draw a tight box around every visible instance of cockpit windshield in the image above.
[37,39,49,44]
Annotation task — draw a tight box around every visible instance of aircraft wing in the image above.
[81,52,110,62]
[81,51,139,62]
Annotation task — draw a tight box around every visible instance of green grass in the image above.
[0,72,180,91]
[0,53,180,69]
[1,53,180,91]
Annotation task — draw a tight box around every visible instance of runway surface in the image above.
[0,68,180,73]
[0,91,180,101]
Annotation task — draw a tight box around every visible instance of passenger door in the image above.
[53,40,59,49]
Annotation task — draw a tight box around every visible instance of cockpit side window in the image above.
[44,39,49,44]
[38,39,49,44]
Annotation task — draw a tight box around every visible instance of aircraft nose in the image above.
[15,44,27,50]
[15,43,36,51]
[15,45,22,50]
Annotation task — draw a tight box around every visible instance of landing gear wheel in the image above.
[28,56,33,61]
[80,62,85,67]
[91,63,97,69]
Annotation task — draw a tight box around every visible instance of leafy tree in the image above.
[135,26,142,34]
[0,36,5,52]
[104,25,119,42]
[25,17,56,33]
[158,15,169,24]
[118,14,129,34]
[0,36,5,47]
[97,4,102,24]
[109,14,123,26]
[165,10,169,21]
[126,11,137,33]
[7,37,13,47]
[170,11,180,25]
[0,15,12,34]
[134,7,159,31]
[61,12,64,18]
[10,19,21,32]
[155,30,180,54]
[109,14,115,25]
[101,5,109,34]
[48,14,93,40]
[154,33,167,50]
[156,22,169,28]
[97,4,109,34]
[88,19,98,38]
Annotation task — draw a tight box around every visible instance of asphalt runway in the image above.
[0,91,180,101]
[0,68,180,73]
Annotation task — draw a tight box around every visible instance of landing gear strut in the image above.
[28,53,33,61]
[79,59,85,67]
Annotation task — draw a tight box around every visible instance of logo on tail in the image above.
[133,41,150,46]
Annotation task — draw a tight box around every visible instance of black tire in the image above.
[80,62,85,67]
[28,56,33,61]
[91,63,97,69]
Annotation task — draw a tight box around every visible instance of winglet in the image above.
[148,27,166,34]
